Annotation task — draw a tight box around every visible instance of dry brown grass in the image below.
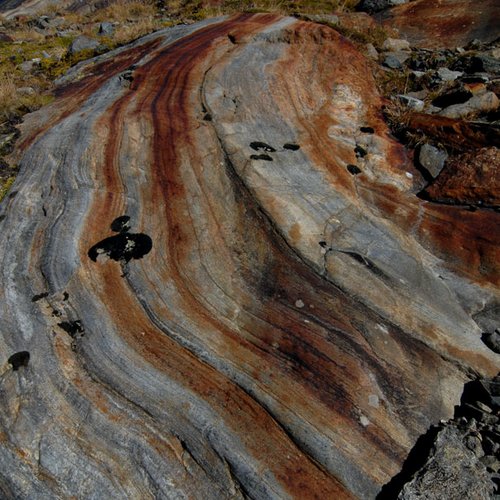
[95,0,157,23]
[0,74,17,119]
[10,28,46,42]
[113,17,159,43]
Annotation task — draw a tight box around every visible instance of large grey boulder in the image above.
[68,35,100,55]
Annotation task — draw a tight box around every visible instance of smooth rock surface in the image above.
[0,14,499,499]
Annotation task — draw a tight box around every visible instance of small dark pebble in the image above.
[283,143,300,151]
[360,126,374,134]
[347,164,362,175]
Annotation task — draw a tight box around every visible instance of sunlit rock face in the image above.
[0,15,498,499]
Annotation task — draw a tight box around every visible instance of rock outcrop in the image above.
[381,375,500,498]
[0,14,499,499]
[381,0,500,49]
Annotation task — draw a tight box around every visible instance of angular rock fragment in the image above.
[417,143,447,178]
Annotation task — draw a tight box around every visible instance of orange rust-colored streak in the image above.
[81,14,353,497]
[18,38,162,153]
[408,113,500,152]
[382,0,500,49]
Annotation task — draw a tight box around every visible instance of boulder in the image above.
[18,59,40,73]
[440,91,499,118]
[382,37,411,51]
[68,35,100,55]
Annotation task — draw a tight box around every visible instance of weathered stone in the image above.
[418,143,447,178]
[464,434,485,457]
[440,91,499,118]
[365,42,379,60]
[98,21,114,36]
[383,51,410,68]
[68,35,100,55]
[398,426,494,499]
[437,67,463,81]
[396,94,425,111]
[382,37,411,51]
[18,59,39,73]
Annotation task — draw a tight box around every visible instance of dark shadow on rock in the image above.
[88,233,152,263]
[8,351,30,371]
[89,215,152,264]
[376,425,442,499]
[250,141,276,152]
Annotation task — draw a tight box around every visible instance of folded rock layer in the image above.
[0,14,498,499]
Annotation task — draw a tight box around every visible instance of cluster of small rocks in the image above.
[366,34,500,206]
[388,375,500,499]
[372,37,500,120]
